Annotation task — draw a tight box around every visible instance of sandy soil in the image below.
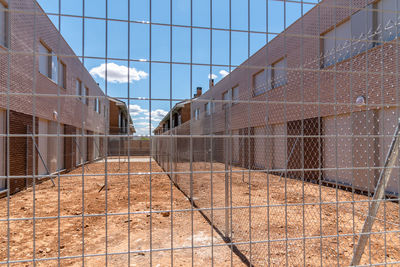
[0,159,245,266]
[171,162,400,266]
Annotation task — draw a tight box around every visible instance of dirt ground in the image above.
[0,158,245,266]
[171,161,400,266]
[2,158,400,266]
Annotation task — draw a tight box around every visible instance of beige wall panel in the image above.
[232,129,239,164]
[273,123,286,170]
[378,108,400,195]
[38,119,48,175]
[0,109,5,189]
[47,121,64,173]
[323,114,353,186]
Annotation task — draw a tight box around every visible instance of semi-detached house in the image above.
[0,0,122,195]
[160,0,400,196]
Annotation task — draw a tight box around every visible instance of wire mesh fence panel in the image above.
[2,0,400,266]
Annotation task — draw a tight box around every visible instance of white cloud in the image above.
[208,73,217,79]
[89,63,148,83]
[129,104,168,135]
[135,122,151,126]
[129,104,147,116]
[219,70,229,77]
[134,125,152,136]
[151,109,168,121]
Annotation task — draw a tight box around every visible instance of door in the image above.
[38,119,48,175]
[76,128,81,165]
[287,117,322,181]
[240,127,254,169]
[47,121,64,172]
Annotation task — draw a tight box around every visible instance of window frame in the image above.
[222,90,231,109]
[205,102,210,116]
[0,1,8,48]
[232,85,239,105]
[76,79,83,101]
[39,41,52,79]
[253,69,267,96]
[85,87,89,105]
[194,108,200,120]
[271,57,287,89]
[58,60,66,89]
[376,0,400,42]
[321,3,377,68]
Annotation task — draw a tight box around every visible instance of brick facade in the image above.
[0,0,110,195]
[155,0,400,196]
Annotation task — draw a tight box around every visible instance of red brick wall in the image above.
[0,0,107,134]
[0,0,112,194]
[190,0,388,134]
[109,101,120,135]
[180,103,191,124]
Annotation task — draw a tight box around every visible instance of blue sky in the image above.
[37,0,319,135]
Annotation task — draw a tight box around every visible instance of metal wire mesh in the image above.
[1,0,400,266]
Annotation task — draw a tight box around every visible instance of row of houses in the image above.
[0,0,133,195]
[154,0,400,196]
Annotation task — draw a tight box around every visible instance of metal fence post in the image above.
[351,118,400,265]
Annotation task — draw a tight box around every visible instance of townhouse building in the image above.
[154,87,202,135]
[156,0,400,196]
[0,0,110,195]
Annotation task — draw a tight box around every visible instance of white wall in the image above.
[323,114,353,186]
[47,121,64,173]
[0,109,5,189]
[93,134,100,160]
[324,111,379,193]
[232,129,239,164]
[81,131,87,162]
[38,119,48,175]
[76,128,83,165]
[273,123,286,170]
[58,125,64,170]
[378,108,400,195]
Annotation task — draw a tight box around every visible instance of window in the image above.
[204,101,215,115]
[253,70,265,95]
[194,108,200,120]
[85,87,89,105]
[205,101,215,115]
[93,98,100,113]
[0,3,7,47]
[377,0,400,42]
[350,5,374,54]
[39,43,51,78]
[323,4,375,67]
[39,42,62,84]
[51,54,58,84]
[205,102,210,116]
[232,85,239,104]
[76,80,82,101]
[272,58,287,88]
[222,90,231,109]
[58,61,66,88]
[178,114,182,125]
